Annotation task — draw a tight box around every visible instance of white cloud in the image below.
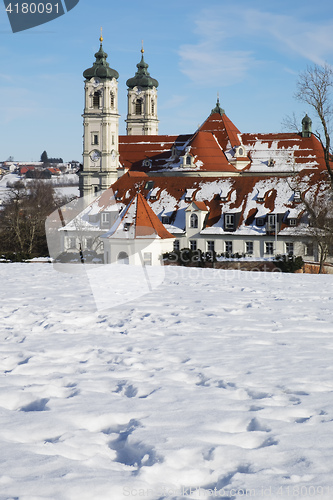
[159,94,187,110]
[178,6,333,87]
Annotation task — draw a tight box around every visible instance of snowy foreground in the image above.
[1,264,333,500]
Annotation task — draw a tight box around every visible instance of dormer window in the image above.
[267,158,275,167]
[190,213,198,228]
[185,188,196,202]
[256,218,265,227]
[142,159,152,168]
[234,145,246,158]
[186,155,192,165]
[123,222,131,232]
[145,180,154,190]
[294,191,302,202]
[289,218,297,226]
[257,190,265,202]
[225,214,235,231]
[162,216,170,224]
[93,92,100,108]
[101,212,110,224]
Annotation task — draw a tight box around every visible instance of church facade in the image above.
[65,36,332,266]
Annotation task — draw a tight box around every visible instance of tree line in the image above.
[0,180,71,261]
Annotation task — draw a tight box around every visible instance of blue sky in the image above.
[1,0,333,162]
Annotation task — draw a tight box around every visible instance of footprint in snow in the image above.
[20,398,49,412]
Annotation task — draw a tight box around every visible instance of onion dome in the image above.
[83,33,119,81]
[126,47,159,90]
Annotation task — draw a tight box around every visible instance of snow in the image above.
[1,263,333,499]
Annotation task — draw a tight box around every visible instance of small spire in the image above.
[211,93,225,116]
[99,27,103,43]
[141,40,144,54]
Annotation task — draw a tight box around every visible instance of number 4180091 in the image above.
[5,3,59,14]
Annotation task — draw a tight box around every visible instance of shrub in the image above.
[273,254,304,273]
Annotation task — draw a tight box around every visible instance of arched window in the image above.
[110,92,115,108]
[151,99,155,116]
[117,251,129,264]
[93,92,100,108]
[190,213,198,228]
[135,99,142,115]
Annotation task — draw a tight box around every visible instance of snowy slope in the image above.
[1,264,333,500]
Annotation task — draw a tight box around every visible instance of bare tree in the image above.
[0,180,71,260]
[295,63,333,187]
[300,187,333,273]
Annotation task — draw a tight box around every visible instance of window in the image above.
[294,191,302,202]
[304,242,313,256]
[143,252,152,266]
[101,212,110,224]
[110,92,115,108]
[135,99,142,115]
[265,242,274,255]
[289,218,297,226]
[93,92,100,108]
[190,240,197,251]
[117,252,129,265]
[67,237,76,249]
[86,238,93,250]
[225,214,235,230]
[93,134,99,145]
[123,222,131,232]
[190,213,198,228]
[267,214,276,230]
[246,241,254,255]
[225,241,233,254]
[144,180,154,190]
[151,99,155,115]
[256,218,265,227]
[207,241,215,252]
[143,159,152,168]
[186,155,192,165]
[174,240,180,251]
[162,216,170,224]
[285,242,294,255]
[112,135,115,145]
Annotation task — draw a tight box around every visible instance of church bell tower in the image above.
[126,46,159,136]
[79,31,120,198]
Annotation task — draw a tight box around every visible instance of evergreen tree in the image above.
[40,150,48,163]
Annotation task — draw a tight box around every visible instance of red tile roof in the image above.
[135,193,174,238]
[106,190,174,239]
[119,134,191,172]
[187,131,237,172]
[198,112,241,150]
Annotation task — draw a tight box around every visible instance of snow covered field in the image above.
[1,264,333,500]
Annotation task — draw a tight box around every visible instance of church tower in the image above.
[126,46,159,135]
[79,32,120,198]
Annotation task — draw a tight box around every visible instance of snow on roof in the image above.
[103,192,174,240]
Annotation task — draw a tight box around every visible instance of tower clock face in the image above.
[90,149,101,162]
